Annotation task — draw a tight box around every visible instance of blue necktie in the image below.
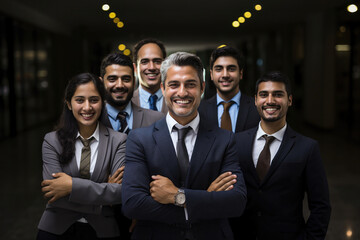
[149,94,158,111]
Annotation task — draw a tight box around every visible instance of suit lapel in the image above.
[153,119,181,184]
[132,103,144,129]
[236,94,251,132]
[262,126,296,184]
[186,121,216,187]
[242,128,261,182]
[91,123,109,182]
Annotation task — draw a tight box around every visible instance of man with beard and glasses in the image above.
[131,38,168,114]
[198,46,259,133]
[99,52,164,239]
[122,52,247,240]
[232,71,331,240]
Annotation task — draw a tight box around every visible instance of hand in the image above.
[108,166,125,184]
[207,172,237,192]
[129,219,137,233]
[41,172,72,203]
[149,175,178,204]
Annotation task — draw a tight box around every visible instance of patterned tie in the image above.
[175,126,191,187]
[256,135,276,181]
[79,137,94,179]
[149,94,158,111]
[220,101,235,131]
[117,111,130,134]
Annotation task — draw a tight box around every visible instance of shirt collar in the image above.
[166,112,200,135]
[106,102,133,120]
[139,85,163,103]
[76,122,100,142]
[216,91,241,106]
[256,122,287,141]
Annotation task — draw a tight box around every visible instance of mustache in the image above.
[111,87,128,93]
[262,103,280,109]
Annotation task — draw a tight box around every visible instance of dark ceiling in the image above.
[1,0,357,48]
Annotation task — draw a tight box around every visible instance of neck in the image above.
[79,123,97,139]
[141,84,160,95]
[217,88,239,101]
[260,119,286,135]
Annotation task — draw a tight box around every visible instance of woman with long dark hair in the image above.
[37,73,126,240]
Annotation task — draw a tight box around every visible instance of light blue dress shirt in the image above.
[139,86,163,111]
[106,103,133,131]
[216,91,241,132]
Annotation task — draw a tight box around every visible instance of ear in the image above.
[288,94,293,107]
[210,69,214,81]
[201,81,205,95]
[66,101,72,111]
[99,76,104,82]
[160,82,165,95]
[133,62,137,76]
[239,69,243,80]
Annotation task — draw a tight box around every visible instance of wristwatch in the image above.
[174,188,186,207]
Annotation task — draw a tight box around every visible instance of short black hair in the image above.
[255,71,292,96]
[100,52,134,78]
[133,38,166,63]
[209,46,244,70]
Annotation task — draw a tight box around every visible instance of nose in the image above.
[148,61,156,70]
[115,79,124,88]
[222,69,230,78]
[266,94,275,104]
[177,84,188,97]
[84,100,92,110]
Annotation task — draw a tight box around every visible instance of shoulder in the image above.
[285,126,319,149]
[43,131,59,144]
[134,103,165,120]
[99,122,127,143]
[235,126,257,140]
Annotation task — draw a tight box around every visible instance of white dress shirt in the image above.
[165,112,200,220]
[75,122,100,223]
[252,123,287,167]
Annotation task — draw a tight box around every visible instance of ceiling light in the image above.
[232,21,240,28]
[244,11,252,18]
[255,4,262,11]
[347,4,358,13]
[109,12,116,19]
[117,21,124,28]
[123,49,131,56]
[102,4,110,11]
[118,44,126,51]
[238,17,245,23]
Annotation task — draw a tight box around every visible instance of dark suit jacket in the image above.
[38,123,127,238]
[132,88,168,114]
[232,126,331,240]
[198,93,260,133]
[100,102,164,130]
[122,117,247,240]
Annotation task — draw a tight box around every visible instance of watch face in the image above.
[176,192,186,205]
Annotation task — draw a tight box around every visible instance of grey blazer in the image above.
[38,123,126,238]
[131,88,168,114]
[101,102,165,130]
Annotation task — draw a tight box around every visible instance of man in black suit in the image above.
[122,52,247,239]
[198,46,259,132]
[233,71,331,239]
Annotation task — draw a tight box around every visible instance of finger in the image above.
[225,185,234,191]
[41,180,50,187]
[218,179,237,191]
[218,174,237,186]
[214,172,232,183]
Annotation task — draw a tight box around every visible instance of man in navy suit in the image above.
[198,46,259,133]
[122,52,247,240]
[233,71,331,239]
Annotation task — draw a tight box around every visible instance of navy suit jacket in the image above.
[122,117,247,240]
[232,126,331,240]
[198,93,260,133]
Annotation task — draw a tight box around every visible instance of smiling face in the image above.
[67,81,102,136]
[102,64,134,110]
[136,43,164,93]
[161,65,204,125]
[210,56,242,101]
[255,81,292,130]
